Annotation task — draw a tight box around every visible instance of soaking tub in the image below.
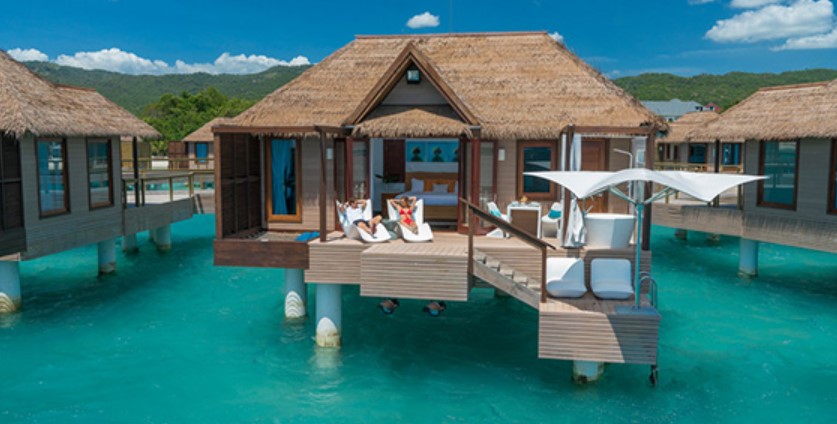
[584,213,636,249]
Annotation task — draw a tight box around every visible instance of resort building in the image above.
[654,80,837,273]
[657,110,743,171]
[212,32,667,382]
[0,50,194,314]
[181,117,229,170]
[642,99,706,122]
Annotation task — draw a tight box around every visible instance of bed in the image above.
[394,172,459,222]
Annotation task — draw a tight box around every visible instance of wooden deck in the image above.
[306,230,660,365]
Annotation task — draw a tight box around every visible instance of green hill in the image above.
[24,61,309,115]
[613,69,837,110]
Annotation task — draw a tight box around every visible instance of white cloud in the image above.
[688,0,716,4]
[406,12,440,29]
[7,48,49,62]
[548,31,564,44]
[731,0,785,8]
[705,0,834,43]
[776,27,837,48]
[51,48,309,75]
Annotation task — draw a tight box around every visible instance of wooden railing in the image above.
[655,161,743,173]
[122,171,195,208]
[460,199,557,303]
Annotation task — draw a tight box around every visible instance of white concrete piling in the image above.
[153,225,172,252]
[284,269,307,320]
[738,238,759,278]
[315,284,342,348]
[572,361,605,384]
[97,238,117,275]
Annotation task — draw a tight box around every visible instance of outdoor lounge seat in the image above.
[540,202,563,239]
[485,202,509,238]
[387,198,433,242]
[590,258,634,300]
[337,200,389,243]
[545,257,586,298]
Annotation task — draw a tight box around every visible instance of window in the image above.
[758,140,798,210]
[195,142,209,164]
[688,144,707,163]
[722,143,741,165]
[267,139,301,222]
[829,139,837,215]
[87,139,113,209]
[36,139,69,217]
[518,141,556,199]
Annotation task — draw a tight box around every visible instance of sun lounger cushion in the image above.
[590,258,633,300]
[545,257,586,298]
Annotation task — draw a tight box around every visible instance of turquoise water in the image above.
[1,215,835,423]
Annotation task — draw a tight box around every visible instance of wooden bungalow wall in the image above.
[0,135,26,256]
[19,134,124,259]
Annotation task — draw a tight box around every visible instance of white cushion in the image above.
[546,280,586,298]
[591,258,633,300]
[411,178,424,192]
[545,258,586,298]
[432,183,449,193]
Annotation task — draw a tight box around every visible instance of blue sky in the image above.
[1,0,835,77]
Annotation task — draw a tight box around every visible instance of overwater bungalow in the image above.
[0,50,194,314]
[212,32,667,382]
[656,110,744,171]
[654,80,837,272]
[181,117,230,170]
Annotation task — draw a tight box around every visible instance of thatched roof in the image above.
[352,106,471,138]
[690,80,837,142]
[183,117,234,142]
[230,32,661,139]
[659,111,720,144]
[0,49,159,139]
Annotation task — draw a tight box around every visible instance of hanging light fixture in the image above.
[378,298,400,315]
[423,301,447,317]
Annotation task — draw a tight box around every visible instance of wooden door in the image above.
[581,139,608,213]
[382,139,405,183]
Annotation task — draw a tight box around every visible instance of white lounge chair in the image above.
[541,202,563,239]
[485,202,509,238]
[545,257,586,298]
[590,258,634,300]
[387,198,433,242]
[336,200,389,243]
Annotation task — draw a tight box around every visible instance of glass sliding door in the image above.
[267,139,301,222]
[36,139,69,217]
[458,139,497,234]
[87,138,113,209]
[351,139,370,200]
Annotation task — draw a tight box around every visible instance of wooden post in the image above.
[467,202,474,277]
[319,129,328,242]
[132,136,140,208]
[713,138,721,207]
[540,247,547,303]
[642,128,656,252]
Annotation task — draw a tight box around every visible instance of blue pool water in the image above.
[1,215,835,423]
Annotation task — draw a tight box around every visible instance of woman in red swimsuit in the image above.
[390,196,419,234]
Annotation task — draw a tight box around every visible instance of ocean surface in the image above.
[1,214,835,423]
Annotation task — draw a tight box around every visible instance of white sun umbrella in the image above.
[525,168,766,308]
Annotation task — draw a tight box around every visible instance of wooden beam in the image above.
[572,126,655,136]
[319,130,327,242]
[214,125,347,136]
[213,133,223,239]
[132,136,140,208]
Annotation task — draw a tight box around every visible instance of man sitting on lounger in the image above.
[339,199,383,235]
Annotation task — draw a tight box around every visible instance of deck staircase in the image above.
[471,250,541,309]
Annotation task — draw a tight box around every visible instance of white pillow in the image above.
[411,178,424,192]
[432,183,449,193]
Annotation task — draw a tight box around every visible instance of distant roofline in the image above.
[355,31,549,40]
[758,81,829,92]
[54,84,97,92]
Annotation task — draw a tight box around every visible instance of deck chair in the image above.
[336,200,389,243]
[541,202,563,239]
[386,198,433,242]
[485,201,509,238]
[590,258,633,300]
[545,257,586,298]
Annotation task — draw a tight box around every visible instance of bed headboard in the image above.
[405,172,459,192]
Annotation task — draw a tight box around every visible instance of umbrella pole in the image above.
[634,183,645,309]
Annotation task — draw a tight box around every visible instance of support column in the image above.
[738,238,759,278]
[122,233,138,253]
[674,229,688,241]
[284,269,307,320]
[315,284,342,348]
[97,239,117,275]
[0,260,21,314]
[153,225,171,252]
[572,361,605,384]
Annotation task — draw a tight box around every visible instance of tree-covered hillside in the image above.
[25,61,309,115]
[613,69,837,110]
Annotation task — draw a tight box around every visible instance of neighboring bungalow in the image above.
[0,50,194,314]
[654,80,837,274]
[642,99,705,122]
[181,117,231,170]
[657,110,742,170]
[212,32,665,383]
